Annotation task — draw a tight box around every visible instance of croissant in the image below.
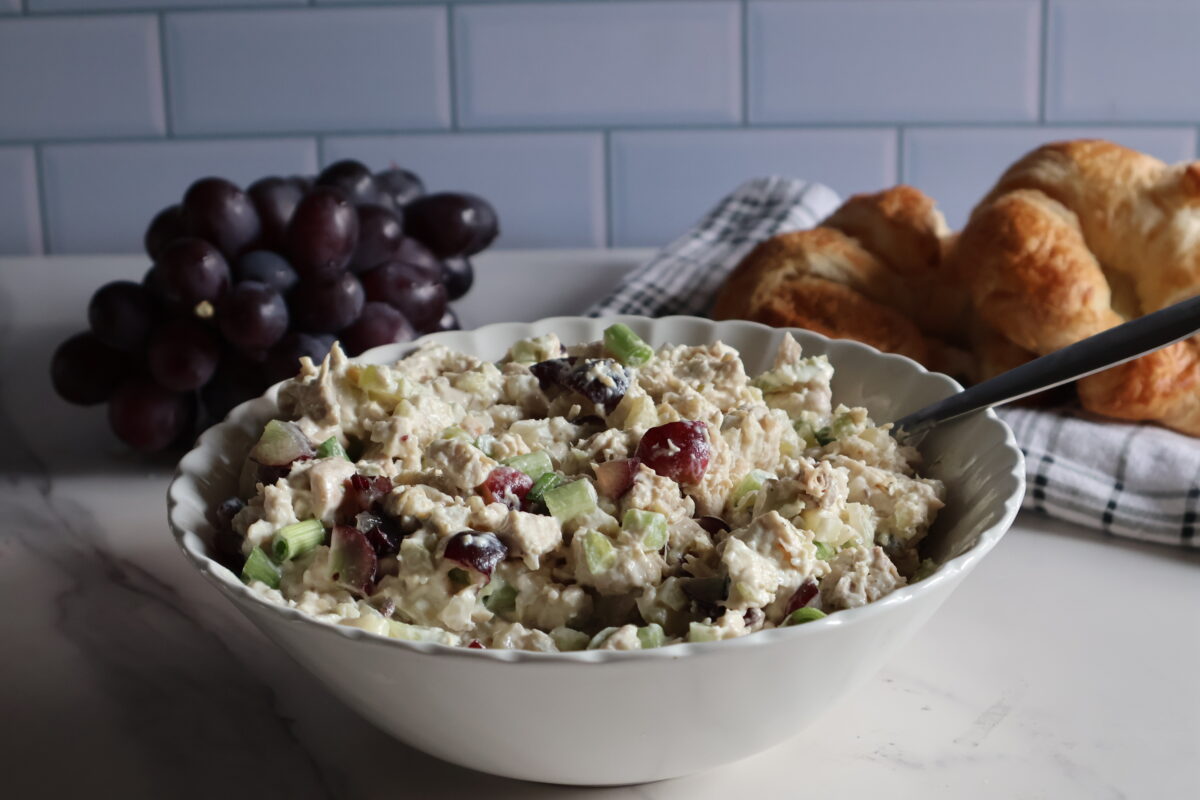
[952,140,1200,435]
[711,186,978,380]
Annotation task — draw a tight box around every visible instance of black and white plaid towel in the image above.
[588,177,1199,548]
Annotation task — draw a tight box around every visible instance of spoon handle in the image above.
[893,293,1200,440]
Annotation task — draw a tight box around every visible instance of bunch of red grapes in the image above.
[50,160,499,453]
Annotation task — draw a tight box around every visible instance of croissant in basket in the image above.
[713,141,1200,436]
[951,140,1200,435]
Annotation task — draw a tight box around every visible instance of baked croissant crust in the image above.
[952,139,1200,435]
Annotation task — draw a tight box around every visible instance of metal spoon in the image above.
[892,293,1200,444]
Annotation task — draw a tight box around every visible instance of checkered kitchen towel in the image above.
[588,176,1200,548]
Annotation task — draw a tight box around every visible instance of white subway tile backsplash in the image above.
[0,15,165,140]
[41,138,317,254]
[0,0,18,14]
[1047,0,1200,122]
[165,8,450,135]
[903,126,1198,229]
[0,147,42,255]
[30,0,301,11]
[322,133,606,249]
[610,128,896,247]
[749,0,1041,124]
[455,2,741,128]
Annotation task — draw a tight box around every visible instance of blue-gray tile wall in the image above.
[2,0,1200,255]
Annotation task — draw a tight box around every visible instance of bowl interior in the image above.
[169,315,1024,658]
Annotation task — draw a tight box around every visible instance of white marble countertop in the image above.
[2,251,1198,798]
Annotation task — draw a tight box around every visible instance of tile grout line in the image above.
[740,0,749,126]
[603,129,614,248]
[896,126,906,184]
[157,12,174,138]
[32,143,53,255]
[446,3,459,132]
[1038,0,1049,123]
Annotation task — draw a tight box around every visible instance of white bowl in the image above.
[168,316,1024,786]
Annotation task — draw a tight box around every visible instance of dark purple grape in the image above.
[265,331,334,384]
[108,377,194,452]
[88,280,153,351]
[443,530,507,579]
[213,496,246,569]
[441,256,474,301]
[286,186,359,281]
[289,272,364,333]
[348,204,404,273]
[157,238,231,314]
[218,280,289,352]
[529,357,574,392]
[234,250,298,293]
[355,511,402,558]
[247,177,305,252]
[375,167,425,208]
[534,358,629,413]
[144,205,185,261]
[393,236,441,277]
[404,192,498,258]
[338,473,394,521]
[339,302,415,357]
[181,177,261,259]
[200,353,271,422]
[317,160,380,206]
[142,263,169,305]
[432,306,461,332]
[359,261,447,332]
[147,318,220,392]
[51,332,131,406]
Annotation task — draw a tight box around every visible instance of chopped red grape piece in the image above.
[467,639,485,649]
[784,580,820,617]
[249,420,315,467]
[286,186,359,282]
[354,510,402,558]
[443,530,507,579]
[51,332,130,406]
[695,516,731,535]
[594,458,641,498]
[532,357,629,412]
[330,524,378,595]
[338,473,394,522]
[181,177,261,259]
[635,421,711,485]
[477,467,533,510]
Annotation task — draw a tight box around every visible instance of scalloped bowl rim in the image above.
[168,315,1025,664]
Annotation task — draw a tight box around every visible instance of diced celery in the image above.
[580,530,617,573]
[622,508,668,551]
[448,567,472,588]
[357,364,406,401]
[316,436,350,461]
[814,541,836,561]
[271,518,326,562]
[785,607,827,626]
[454,370,489,394]
[637,623,665,649]
[814,427,835,446]
[388,620,458,644]
[730,469,775,506]
[544,479,597,521]
[241,546,281,588]
[527,472,565,507]
[550,626,591,652]
[843,502,876,547]
[802,507,854,548]
[687,622,719,643]
[587,626,620,650]
[439,426,473,442]
[603,323,655,367]
[482,580,517,615]
[501,451,554,481]
[474,434,497,457]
